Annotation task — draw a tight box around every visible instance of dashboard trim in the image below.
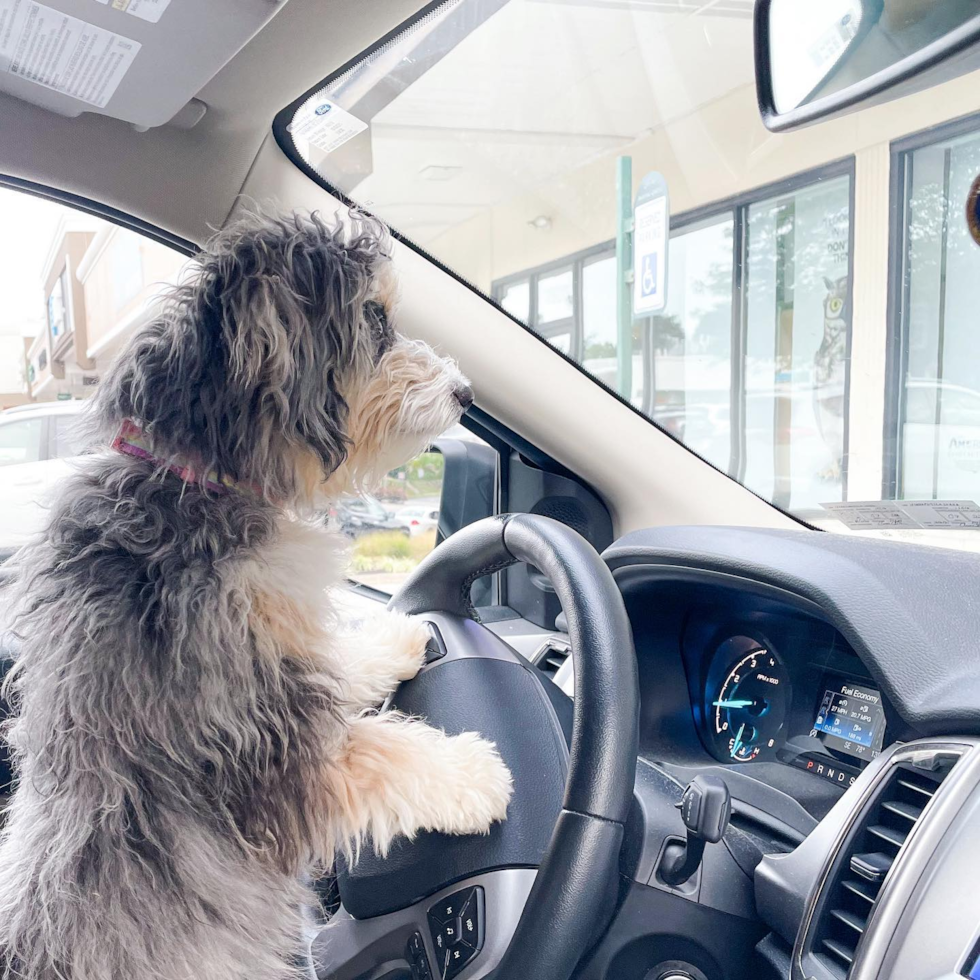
[792,737,980,980]
[611,563,830,622]
[604,526,980,738]
[851,738,980,980]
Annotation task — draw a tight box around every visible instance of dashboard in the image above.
[487,524,980,980]
[598,524,976,844]
[592,524,980,980]
[605,569,909,835]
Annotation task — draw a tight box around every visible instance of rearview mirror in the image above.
[755,0,980,132]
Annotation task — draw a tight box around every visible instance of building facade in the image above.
[21,217,185,404]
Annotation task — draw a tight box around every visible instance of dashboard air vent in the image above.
[534,638,571,679]
[811,763,951,978]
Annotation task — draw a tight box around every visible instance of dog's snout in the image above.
[453,384,474,411]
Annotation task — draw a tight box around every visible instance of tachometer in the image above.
[704,636,791,763]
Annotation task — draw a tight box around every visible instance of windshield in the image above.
[284,0,980,549]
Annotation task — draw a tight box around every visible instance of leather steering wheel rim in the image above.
[388,513,639,980]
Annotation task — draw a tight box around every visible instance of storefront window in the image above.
[743,175,851,512]
[491,168,851,510]
[47,271,68,341]
[536,268,573,324]
[499,280,530,322]
[580,254,643,407]
[655,214,734,473]
[897,124,980,501]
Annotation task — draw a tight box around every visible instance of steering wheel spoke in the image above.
[311,869,536,980]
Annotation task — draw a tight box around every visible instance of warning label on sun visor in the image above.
[290,98,367,155]
[92,0,171,25]
[0,0,140,108]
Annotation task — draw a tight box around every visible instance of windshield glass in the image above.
[285,0,980,549]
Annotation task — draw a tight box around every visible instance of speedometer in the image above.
[704,636,791,763]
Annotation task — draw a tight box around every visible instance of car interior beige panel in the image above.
[237,135,798,536]
[0,0,291,128]
[0,0,428,244]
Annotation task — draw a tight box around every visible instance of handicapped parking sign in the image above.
[640,254,657,298]
[632,172,669,317]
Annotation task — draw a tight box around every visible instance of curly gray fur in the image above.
[0,209,398,980]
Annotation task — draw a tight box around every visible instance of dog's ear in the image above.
[94,210,388,500]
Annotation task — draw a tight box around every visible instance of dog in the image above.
[0,210,513,980]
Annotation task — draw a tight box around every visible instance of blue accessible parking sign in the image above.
[632,172,669,317]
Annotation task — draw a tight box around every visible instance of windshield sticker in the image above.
[820,502,920,530]
[0,0,140,108]
[92,0,172,24]
[289,98,367,156]
[892,500,980,529]
[822,500,980,530]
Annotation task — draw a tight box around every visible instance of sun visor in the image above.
[0,0,290,129]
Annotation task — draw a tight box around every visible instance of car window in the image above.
[0,188,497,581]
[0,418,43,467]
[0,188,188,556]
[343,426,495,594]
[50,413,88,459]
[283,0,980,550]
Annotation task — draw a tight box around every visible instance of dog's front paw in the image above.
[432,733,514,836]
[391,613,432,682]
[357,610,430,682]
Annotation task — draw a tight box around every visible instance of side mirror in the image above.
[432,435,497,607]
[755,0,980,132]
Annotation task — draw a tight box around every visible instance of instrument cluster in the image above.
[686,616,889,786]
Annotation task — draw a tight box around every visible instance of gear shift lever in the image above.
[659,774,731,887]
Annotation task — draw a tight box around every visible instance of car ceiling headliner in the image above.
[0,0,429,248]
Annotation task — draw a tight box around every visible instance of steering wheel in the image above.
[311,514,639,980]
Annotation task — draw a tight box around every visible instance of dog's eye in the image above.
[366,301,387,329]
[366,301,394,362]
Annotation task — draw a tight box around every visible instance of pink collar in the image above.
[112,419,241,495]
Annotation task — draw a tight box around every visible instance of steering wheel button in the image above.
[458,887,485,951]
[405,931,433,980]
[427,913,459,954]
[444,942,477,980]
[431,893,464,924]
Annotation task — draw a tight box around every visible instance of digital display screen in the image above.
[811,681,885,762]
[964,940,980,980]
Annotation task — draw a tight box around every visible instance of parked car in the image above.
[902,378,980,499]
[0,401,88,558]
[331,494,410,538]
[396,504,440,537]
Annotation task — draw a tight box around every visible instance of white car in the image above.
[397,504,440,537]
[902,379,980,500]
[0,401,88,558]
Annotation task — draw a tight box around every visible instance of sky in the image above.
[0,188,78,339]
[0,189,106,393]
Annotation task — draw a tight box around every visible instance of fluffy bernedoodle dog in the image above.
[0,210,513,980]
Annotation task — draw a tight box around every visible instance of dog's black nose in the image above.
[454,385,474,411]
